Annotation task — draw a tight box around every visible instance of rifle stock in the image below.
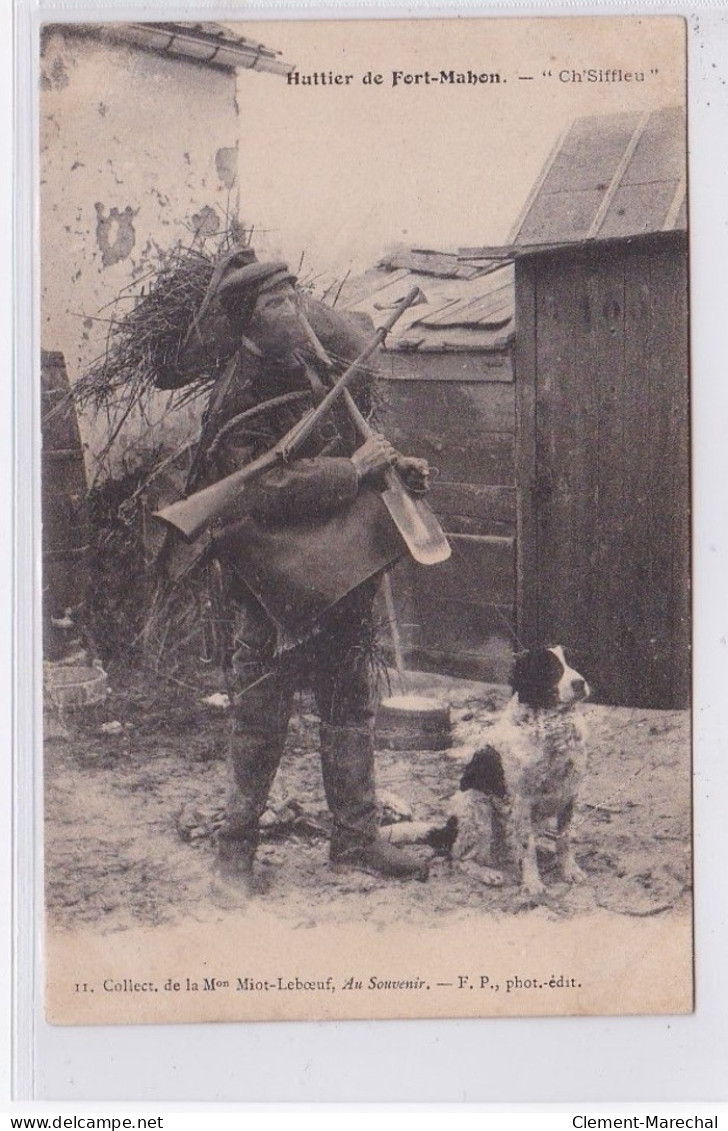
[153,286,422,542]
[152,442,283,542]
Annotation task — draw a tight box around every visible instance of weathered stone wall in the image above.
[40,28,241,475]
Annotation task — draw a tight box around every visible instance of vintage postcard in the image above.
[40,14,691,1025]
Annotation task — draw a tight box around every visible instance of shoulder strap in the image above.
[184,352,242,493]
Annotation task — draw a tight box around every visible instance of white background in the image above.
[4,0,728,1112]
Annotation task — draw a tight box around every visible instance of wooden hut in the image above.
[463,106,689,708]
[342,249,517,682]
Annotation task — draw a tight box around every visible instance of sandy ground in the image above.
[44,664,692,933]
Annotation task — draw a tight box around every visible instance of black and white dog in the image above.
[458,646,590,895]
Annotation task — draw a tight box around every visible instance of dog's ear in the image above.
[509,649,528,690]
[510,647,544,681]
[510,648,534,688]
[511,646,564,707]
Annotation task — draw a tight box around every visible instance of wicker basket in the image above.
[45,663,108,709]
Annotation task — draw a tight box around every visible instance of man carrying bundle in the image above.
[172,251,434,897]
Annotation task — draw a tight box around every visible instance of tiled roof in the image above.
[94,21,293,76]
[340,252,514,353]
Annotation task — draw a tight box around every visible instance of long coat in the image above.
[185,298,404,644]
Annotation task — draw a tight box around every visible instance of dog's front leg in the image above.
[556,800,586,884]
[511,796,545,895]
[489,797,510,868]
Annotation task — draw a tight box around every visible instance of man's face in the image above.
[247,284,309,358]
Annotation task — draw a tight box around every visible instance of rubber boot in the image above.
[211,724,283,904]
[320,724,429,881]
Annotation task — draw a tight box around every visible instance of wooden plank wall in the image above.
[379,350,516,682]
[516,233,689,708]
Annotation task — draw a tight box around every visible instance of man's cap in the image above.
[217,261,297,299]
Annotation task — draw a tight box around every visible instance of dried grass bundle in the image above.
[87,458,233,673]
[141,557,233,674]
[75,235,246,414]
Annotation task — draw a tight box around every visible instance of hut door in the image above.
[515,238,689,708]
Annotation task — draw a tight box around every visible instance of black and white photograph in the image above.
[39,15,692,1025]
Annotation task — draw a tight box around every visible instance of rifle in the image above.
[153,287,423,543]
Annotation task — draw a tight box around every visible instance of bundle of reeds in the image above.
[74,237,246,414]
[86,454,232,672]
